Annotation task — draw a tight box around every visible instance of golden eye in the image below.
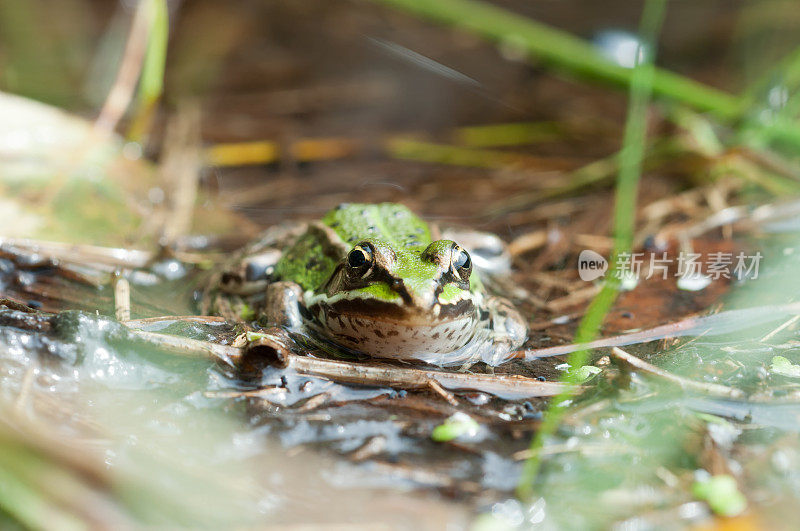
[346,244,373,276]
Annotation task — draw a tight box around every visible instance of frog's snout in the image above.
[402,280,443,311]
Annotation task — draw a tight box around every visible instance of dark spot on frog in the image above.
[387,330,399,336]
[431,332,439,339]
[306,257,323,271]
[621,311,634,319]
[374,330,385,338]
[340,334,361,344]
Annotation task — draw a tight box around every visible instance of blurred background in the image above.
[3,0,797,233]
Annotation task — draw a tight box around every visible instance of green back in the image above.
[322,203,432,249]
[273,203,433,292]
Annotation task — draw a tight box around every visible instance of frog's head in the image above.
[309,239,482,358]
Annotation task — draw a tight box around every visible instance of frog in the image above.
[204,203,527,366]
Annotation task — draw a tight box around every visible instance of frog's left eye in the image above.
[346,244,373,277]
[451,245,472,282]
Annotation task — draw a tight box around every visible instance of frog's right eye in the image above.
[346,244,373,277]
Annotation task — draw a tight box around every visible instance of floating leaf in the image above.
[245,331,270,342]
[571,365,602,383]
[771,356,800,378]
[691,474,747,517]
[432,412,479,442]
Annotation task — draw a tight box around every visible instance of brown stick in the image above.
[113,276,131,322]
[125,315,227,328]
[95,0,153,134]
[128,327,572,399]
[427,379,460,406]
[246,333,572,399]
[129,329,238,367]
[0,238,153,270]
[610,347,744,399]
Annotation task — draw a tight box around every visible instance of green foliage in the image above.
[138,0,169,106]
[770,355,800,378]
[570,365,601,383]
[238,303,256,322]
[692,475,747,517]
[431,413,480,442]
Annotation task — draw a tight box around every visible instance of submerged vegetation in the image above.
[1,0,800,528]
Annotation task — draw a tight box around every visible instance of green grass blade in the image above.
[0,447,86,531]
[517,0,666,500]
[138,0,169,105]
[127,0,169,141]
[369,0,742,119]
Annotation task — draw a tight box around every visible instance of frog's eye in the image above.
[451,245,472,282]
[346,244,373,277]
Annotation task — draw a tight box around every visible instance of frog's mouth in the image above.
[309,298,479,359]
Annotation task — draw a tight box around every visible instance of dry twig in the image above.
[245,333,572,399]
[113,276,131,322]
[521,302,800,360]
[610,347,744,399]
[125,315,227,328]
[126,326,572,399]
[427,379,460,406]
[95,0,154,134]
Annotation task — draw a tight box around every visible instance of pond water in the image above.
[0,220,798,528]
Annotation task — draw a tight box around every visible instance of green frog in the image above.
[205,203,527,366]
